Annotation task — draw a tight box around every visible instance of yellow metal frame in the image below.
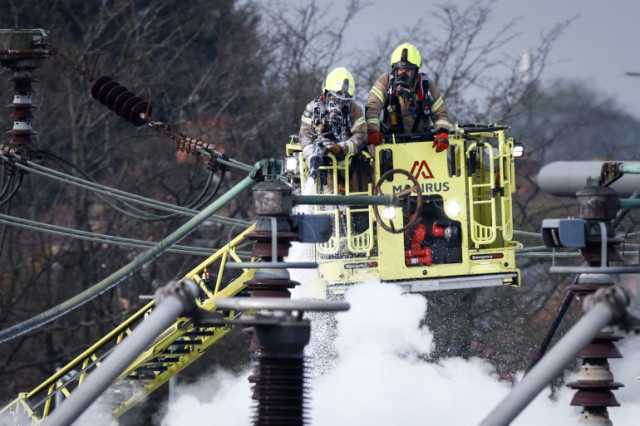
[344,155,374,255]
[286,144,376,259]
[1,224,257,424]
[287,140,381,285]
[466,141,498,246]
[288,129,520,290]
[499,132,515,241]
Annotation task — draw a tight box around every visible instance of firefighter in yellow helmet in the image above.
[366,43,453,152]
[299,67,367,180]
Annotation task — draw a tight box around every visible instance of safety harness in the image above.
[384,73,434,134]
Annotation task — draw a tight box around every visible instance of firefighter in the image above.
[299,67,367,179]
[366,42,453,152]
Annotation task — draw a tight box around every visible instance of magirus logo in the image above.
[410,160,434,179]
[393,182,450,194]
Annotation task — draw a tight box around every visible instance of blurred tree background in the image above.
[0,0,639,422]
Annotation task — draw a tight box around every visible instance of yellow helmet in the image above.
[390,42,422,68]
[323,67,355,98]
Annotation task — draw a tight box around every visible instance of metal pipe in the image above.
[0,169,258,344]
[292,194,396,206]
[598,221,607,266]
[537,161,640,197]
[612,190,640,228]
[225,262,318,269]
[550,265,640,274]
[479,288,629,426]
[620,198,640,209]
[42,281,199,426]
[525,289,575,373]
[620,163,640,174]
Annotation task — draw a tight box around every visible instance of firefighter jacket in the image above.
[299,97,367,162]
[366,72,452,136]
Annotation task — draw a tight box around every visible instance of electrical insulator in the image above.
[90,76,152,127]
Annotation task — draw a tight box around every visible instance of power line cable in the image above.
[36,151,185,221]
[0,171,258,344]
[37,151,227,221]
[0,213,251,257]
[0,154,248,227]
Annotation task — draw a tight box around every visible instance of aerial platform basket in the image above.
[285,125,521,295]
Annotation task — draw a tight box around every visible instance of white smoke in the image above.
[74,390,123,426]
[162,179,640,425]
[312,282,577,425]
[610,334,640,424]
[0,407,30,426]
[161,370,251,426]
[161,278,640,425]
[289,242,325,300]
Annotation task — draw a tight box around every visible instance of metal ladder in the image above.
[466,142,498,247]
[498,132,515,242]
[313,153,342,255]
[0,225,257,424]
[345,153,374,255]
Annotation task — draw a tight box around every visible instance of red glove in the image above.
[433,132,449,152]
[368,131,382,145]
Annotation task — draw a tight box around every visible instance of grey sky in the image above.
[324,0,640,117]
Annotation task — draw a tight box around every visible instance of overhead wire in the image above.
[0,153,248,227]
[34,150,232,221]
[0,190,12,260]
[180,167,216,208]
[0,169,11,199]
[37,150,227,220]
[525,281,577,374]
[0,170,259,345]
[0,166,23,207]
[23,158,194,221]
[33,151,172,220]
[0,213,253,257]
[191,166,227,207]
[0,175,23,207]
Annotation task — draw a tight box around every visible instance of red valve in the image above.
[411,223,428,250]
[431,222,445,238]
[405,247,432,258]
[405,255,433,266]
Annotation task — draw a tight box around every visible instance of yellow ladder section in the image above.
[314,153,342,255]
[0,224,257,424]
[344,153,374,255]
[467,142,498,247]
[498,132,515,242]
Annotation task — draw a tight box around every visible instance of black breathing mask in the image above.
[392,64,417,98]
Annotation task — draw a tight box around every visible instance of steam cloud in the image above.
[160,267,640,425]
